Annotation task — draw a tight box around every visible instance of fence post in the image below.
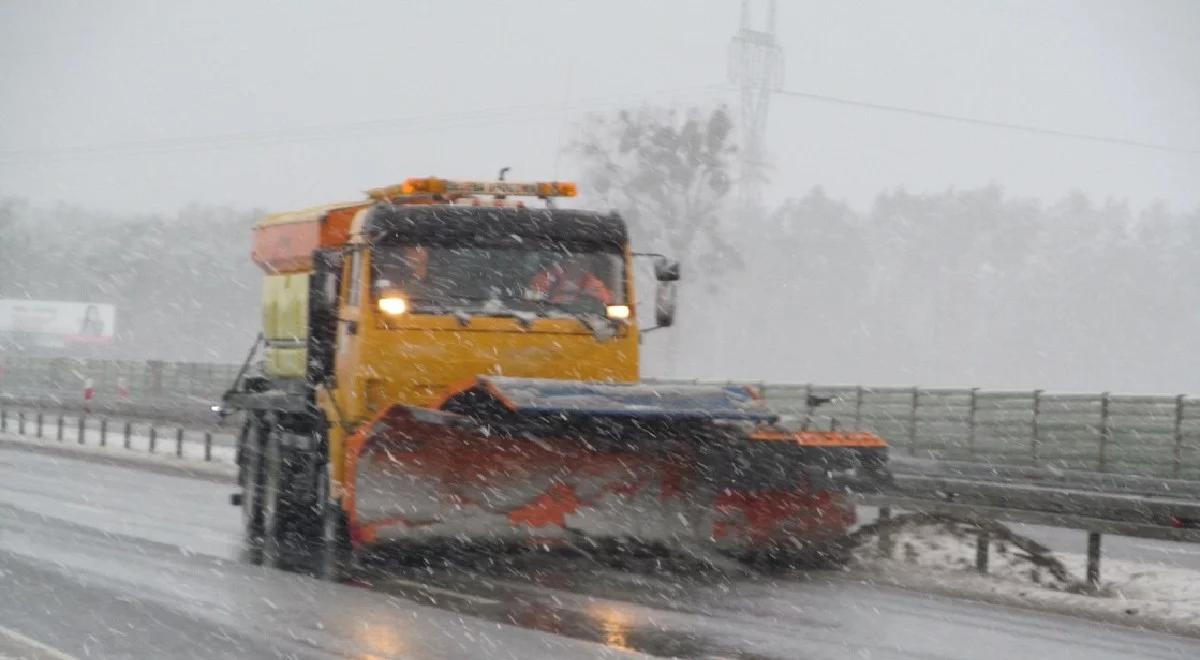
[148,360,164,399]
[123,421,132,449]
[802,383,813,430]
[908,387,920,456]
[1098,392,1111,472]
[854,386,864,431]
[175,428,184,458]
[1031,389,1043,465]
[966,388,978,458]
[1086,532,1102,587]
[149,427,156,453]
[975,530,990,574]
[204,431,213,462]
[877,507,894,558]
[1173,394,1185,480]
[100,418,108,447]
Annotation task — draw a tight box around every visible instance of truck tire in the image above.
[261,420,327,572]
[319,472,353,582]
[261,423,286,569]
[240,416,266,565]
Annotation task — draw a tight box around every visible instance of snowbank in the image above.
[852,518,1200,637]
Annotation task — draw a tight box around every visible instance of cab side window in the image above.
[346,251,362,307]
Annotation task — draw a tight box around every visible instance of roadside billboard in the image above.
[0,299,117,346]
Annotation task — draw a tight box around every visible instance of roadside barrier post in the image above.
[1031,389,1043,465]
[149,427,156,453]
[57,415,63,441]
[1173,394,1185,479]
[966,388,978,458]
[1098,393,1111,472]
[175,428,184,458]
[77,416,85,444]
[853,386,864,430]
[1086,532,1102,587]
[877,507,894,558]
[908,387,920,456]
[100,418,107,447]
[802,383,813,430]
[123,421,132,449]
[0,407,6,432]
[204,432,213,462]
[36,412,43,438]
[18,411,25,435]
[975,530,990,574]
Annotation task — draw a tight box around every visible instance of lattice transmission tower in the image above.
[728,0,783,205]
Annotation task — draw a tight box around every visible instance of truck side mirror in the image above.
[654,257,680,282]
[314,273,338,309]
[310,249,343,311]
[655,281,677,327]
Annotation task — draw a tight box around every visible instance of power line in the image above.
[0,85,727,164]
[774,87,1200,155]
[4,81,1196,164]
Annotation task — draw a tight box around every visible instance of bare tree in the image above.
[571,106,740,284]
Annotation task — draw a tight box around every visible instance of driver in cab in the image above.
[528,255,612,306]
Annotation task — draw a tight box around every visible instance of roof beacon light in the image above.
[368,177,578,201]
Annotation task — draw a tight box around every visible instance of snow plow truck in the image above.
[222,176,889,578]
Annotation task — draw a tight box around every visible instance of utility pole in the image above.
[728,0,783,206]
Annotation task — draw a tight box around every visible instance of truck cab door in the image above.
[306,248,342,388]
[332,247,368,421]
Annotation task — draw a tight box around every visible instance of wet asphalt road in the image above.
[1,442,1199,659]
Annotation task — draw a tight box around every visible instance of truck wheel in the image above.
[319,473,353,582]
[240,417,266,565]
[261,424,287,569]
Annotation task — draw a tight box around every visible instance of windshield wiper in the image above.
[418,296,539,328]
[408,296,609,335]
[531,300,617,338]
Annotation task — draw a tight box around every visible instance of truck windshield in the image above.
[371,244,625,316]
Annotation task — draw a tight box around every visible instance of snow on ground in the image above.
[852,518,1200,637]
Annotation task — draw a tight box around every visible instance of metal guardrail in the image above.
[869,458,1200,585]
[0,404,238,463]
[654,380,1200,481]
[3,357,1198,480]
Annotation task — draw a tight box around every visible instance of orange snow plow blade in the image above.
[342,377,889,555]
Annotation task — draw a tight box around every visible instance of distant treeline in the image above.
[704,186,1200,392]
[2,188,1197,392]
[0,199,262,362]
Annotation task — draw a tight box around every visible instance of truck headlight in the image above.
[378,296,408,315]
[605,305,630,320]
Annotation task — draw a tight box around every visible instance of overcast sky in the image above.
[2,0,1198,215]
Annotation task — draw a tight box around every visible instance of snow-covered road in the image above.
[1,441,1199,659]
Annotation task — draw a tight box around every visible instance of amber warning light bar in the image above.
[368,177,578,201]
